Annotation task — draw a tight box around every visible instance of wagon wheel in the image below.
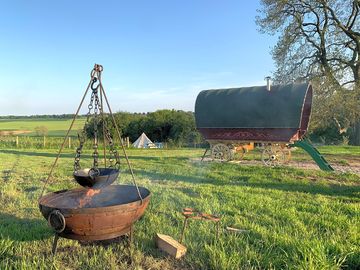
[261,145,286,166]
[211,143,233,161]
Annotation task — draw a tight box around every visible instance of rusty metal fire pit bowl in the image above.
[39,185,150,240]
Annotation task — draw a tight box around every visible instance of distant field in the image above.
[0,118,86,136]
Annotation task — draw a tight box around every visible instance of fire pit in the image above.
[38,64,150,255]
[39,185,150,241]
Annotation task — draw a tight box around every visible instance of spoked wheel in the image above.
[211,143,233,161]
[261,145,285,166]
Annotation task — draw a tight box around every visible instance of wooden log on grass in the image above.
[155,233,186,259]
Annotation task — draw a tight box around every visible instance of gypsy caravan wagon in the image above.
[194,83,333,171]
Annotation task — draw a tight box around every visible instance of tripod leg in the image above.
[179,218,189,244]
[201,148,209,161]
[129,225,134,245]
[52,234,59,256]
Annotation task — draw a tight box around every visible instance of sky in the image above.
[0,0,276,115]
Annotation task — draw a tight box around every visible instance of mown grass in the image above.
[0,118,86,136]
[0,147,359,269]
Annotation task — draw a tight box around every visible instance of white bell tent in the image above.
[132,133,156,148]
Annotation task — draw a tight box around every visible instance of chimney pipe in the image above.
[265,76,271,91]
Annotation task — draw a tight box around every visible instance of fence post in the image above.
[43,136,46,148]
[126,137,130,148]
[68,137,71,148]
[16,136,19,147]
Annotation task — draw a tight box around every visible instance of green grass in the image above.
[0,147,359,269]
[0,118,86,136]
[236,145,360,167]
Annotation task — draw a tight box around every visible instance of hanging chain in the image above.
[74,87,95,173]
[92,78,99,173]
[103,124,120,169]
[93,83,120,170]
[73,64,120,174]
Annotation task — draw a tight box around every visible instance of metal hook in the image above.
[91,77,99,92]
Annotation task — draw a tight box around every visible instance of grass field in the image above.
[0,118,86,136]
[0,147,359,269]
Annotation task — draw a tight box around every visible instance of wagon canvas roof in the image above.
[132,133,154,148]
[195,83,312,129]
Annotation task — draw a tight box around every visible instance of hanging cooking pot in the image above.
[73,167,119,189]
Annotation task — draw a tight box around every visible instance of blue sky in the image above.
[0,0,276,115]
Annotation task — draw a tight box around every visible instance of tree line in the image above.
[84,110,204,147]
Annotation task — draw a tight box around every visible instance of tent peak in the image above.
[132,132,156,148]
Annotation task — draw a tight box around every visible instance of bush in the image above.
[308,124,344,144]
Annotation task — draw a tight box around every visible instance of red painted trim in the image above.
[198,128,301,142]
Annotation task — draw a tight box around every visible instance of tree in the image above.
[257,0,360,144]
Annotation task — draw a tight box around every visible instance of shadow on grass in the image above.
[0,149,188,163]
[136,169,222,185]
[246,181,360,200]
[0,149,75,158]
[0,212,52,241]
[136,169,360,200]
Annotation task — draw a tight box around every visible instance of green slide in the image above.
[291,139,334,171]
